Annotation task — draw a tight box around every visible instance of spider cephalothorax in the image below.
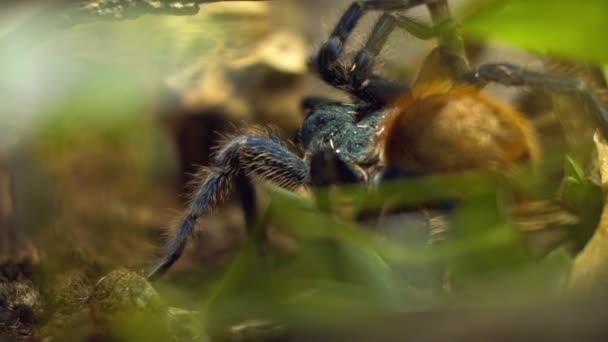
[147,0,608,280]
[299,102,388,181]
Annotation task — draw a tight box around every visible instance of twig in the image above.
[425,0,470,78]
[0,0,265,53]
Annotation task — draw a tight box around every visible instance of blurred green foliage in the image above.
[463,0,608,63]
[194,174,574,333]
[1,1,606,340]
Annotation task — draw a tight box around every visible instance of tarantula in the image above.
[147,0,608,280]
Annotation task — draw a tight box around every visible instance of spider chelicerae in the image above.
[147,0,608,281]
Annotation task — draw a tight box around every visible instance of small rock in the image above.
[89,268,163,315]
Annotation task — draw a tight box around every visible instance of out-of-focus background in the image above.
[2,0,608,340]
[0,0,439,282]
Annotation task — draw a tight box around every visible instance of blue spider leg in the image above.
[309,148,364,187]
[350,11,437,105]
[311,0,426,104]
[309,148,366,214]
[462,63,608,138]
[146,135,308,281]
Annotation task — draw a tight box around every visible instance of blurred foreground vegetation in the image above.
[2,0,608,340]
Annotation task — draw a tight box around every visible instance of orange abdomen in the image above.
[380,83,539,174]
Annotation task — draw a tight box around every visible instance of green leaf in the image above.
[447,192,529,288]
[558,156,603,249]
[559,155,602,214]
[463,0,608,63]
[564,156,585,183]
[535,248,572,287]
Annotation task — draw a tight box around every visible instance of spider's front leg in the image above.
[147,135,308,281]
[312,0,434,105]
[462,63,608,137]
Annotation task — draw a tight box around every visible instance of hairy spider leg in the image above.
[308,148,366,214]
[462,63,608,137]
[309,148,365,187]
[349,12,435,104]
[312,0,432,105]
[147,135,308,281]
